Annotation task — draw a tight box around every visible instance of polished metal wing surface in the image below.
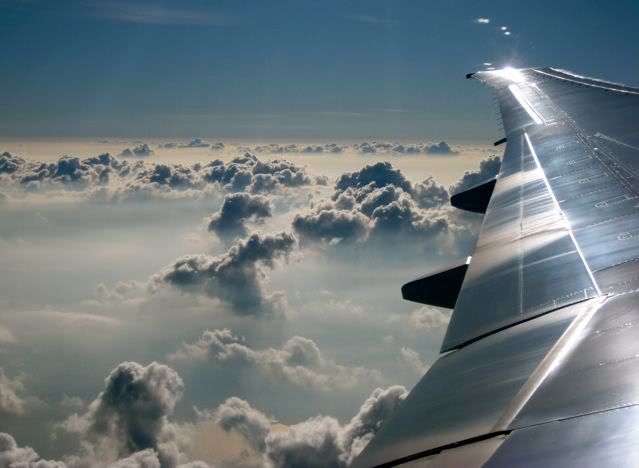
[354,68,639,467]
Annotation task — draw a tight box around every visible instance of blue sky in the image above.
[1,0,639,139]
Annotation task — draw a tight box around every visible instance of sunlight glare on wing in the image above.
[492,66,526,83]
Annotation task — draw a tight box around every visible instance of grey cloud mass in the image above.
[249,143,344,155]
[0,369,40,416]
[2,362,212,468]
[211,397,271,453]
[352,141,459,155]
[0,432,66,468]
[209,385,407,467]
[180,139,210,149]
[208,193,272,238]
[153,232,296,316]
[335,162,412,194]
[449,155,501,194]
[1,152,316,201]
[120,144,154,158]
[293,162,471,249]
[412,176,449,209]
[411,306,451,330]
[59,361,191,468]
[238,141,459,156]
[0,152,25,174]
[425,141,457,155]
[292,209,370,245]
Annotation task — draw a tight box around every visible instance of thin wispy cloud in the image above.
[351,15,397,26]
[91,2,236,26]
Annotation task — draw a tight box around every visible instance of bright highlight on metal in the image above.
[493,66,526,83]
[524,132,602,295]
[508,84,544,124]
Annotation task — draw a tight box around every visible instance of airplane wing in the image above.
[354,67,639,467]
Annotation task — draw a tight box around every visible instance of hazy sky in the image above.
[2,0,639,139]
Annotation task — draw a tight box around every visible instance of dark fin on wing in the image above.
[401,258,470,309]
[450,177,497,214]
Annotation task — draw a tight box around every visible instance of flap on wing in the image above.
[450,177,497,214]
[401,257,471,308]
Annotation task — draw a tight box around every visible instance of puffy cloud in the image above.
[180,139,210,149]
[398,347,427,376]
[0,325,15,346]
[200,154,313,194]
[152,232,295,316]
[335,162,411,195]
[209,385,407,467]
[208,193,272,238]
[169,330,380,391]
[266,416,343,468]
[0,432,65,468]
[412,177,449,209]
[59,361,189,467]
[2,152,318,201]
[1,432,168,467]
[120,144,154,158]
[368,195,451,239]
[97,281,146,305]
[0,368,42,416]
[106,449,161,467]
[358,184,402,216]
[350,141,460,156]
[425,141,457,155]
[337,385,408,465]
[60,395,86,412]
[390,144,423,154]
[0,152,25,174]
[352,142,377,154]
[449,155,501,194]
[250,144,298,154]
[250,144,345,155]
[0,370,25,415]
[293,163,466,250]
[211,397,271,452]
[411,306,451,330]
[18,156,111,190]
[234,141,463,156]
[7,153,134,193]
[292,209,370,245]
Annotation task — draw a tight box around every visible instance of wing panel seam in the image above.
[524,132,602,295]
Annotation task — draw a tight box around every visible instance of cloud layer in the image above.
[236,140,460,156]
[2,359,405,468]
[0,152,318,201]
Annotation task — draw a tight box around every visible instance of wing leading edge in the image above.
[354,68,639,467]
